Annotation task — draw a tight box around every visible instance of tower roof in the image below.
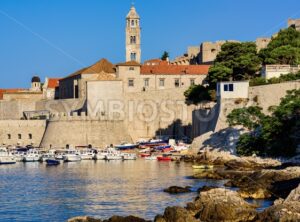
[126,6,140,19]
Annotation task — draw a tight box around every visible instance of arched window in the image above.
[7,134,11,139]
[130,52,136,61]
[131,20,135,27]
[29,134,32,139]
[18,134,22,140]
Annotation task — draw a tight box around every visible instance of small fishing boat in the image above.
[140,153,151,158]
[105,148,123,160]
[79,149,95,160]
[46,158,60,166]
[157,154,172,161]
[23,149,42,162]
[122,153,137,160]
[192,165,214,170]
[144,156,157,160]
[115,143,138,150]
[154,144,171,150]
[0,147,16,164]
[162,147,174,153]
[95,149,108,160]
[63,150,81,162]
[11,149,27,162]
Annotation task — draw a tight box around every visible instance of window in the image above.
[144,78,149,87]
[159,78,165,87]
[18,134,22,140]
[130,52,136,61]
[131,20,135,27]
[128,79,134,87]
[175,79,180,88]
[29,134,32,140]
[7,134,11,140]
[224,83,234,92]
[130,36,136,44]
[190,79,195,86]
[129,67,135,71]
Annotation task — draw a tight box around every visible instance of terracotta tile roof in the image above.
[116,61,141,66]
[62,58,116,80]
[47,78,61,89]
[144,59,162,65]
[0,89,26,100]
[141,64,211,75]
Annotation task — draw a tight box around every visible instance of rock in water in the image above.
[104,215,150,222]
[257,184,300,221]
[193,188,257,222]
[155,206,198,222]
[68,216,102,222]
[163,186,192,194]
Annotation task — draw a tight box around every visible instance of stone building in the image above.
[288,18,300,31]
[126,5,141,63]
[42,77,61,100]
[262,64,300,79]
[58,59,116,99]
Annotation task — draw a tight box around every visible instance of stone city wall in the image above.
[0,120,46,147]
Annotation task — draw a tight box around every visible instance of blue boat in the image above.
[154,145,171,150]
[115,143,138,150]
[46,159,60,166]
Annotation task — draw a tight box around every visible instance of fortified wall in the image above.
[191,81,300,153]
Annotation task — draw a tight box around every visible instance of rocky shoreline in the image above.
[68,151,300,222]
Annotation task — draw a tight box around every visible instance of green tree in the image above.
[227,89,300,157]
[161,51,169,61]
[184,85,212,105]
[259,27,300,65]
[207,42,261,87]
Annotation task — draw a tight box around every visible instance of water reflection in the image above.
[0,160,232,221]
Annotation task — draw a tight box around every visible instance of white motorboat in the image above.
[23,149,42,162]
[105,148,122,160]
[144,156,157,160]
[63,150,81,162]
[0,147,16,164]
[12,151,26,162]
[79,149,95,160]
[95,149,109,160]
[122,153,137,160]
[40,149,56,162]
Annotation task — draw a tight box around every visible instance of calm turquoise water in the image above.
[0,160,272,222]
[0,160,225,222]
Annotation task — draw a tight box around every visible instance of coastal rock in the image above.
[256,201,300,222]
[104,215,149,222]
[285,183,300,202]
[155,206,198,222]
[197,186,218,193]
[193,188,257,222]
[68,216,102,222]
[163,186,192,194]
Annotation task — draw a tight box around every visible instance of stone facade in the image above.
[262,65,300,79]
[126,6,141,63]
[288,18,300,31]
[0,120,46,147]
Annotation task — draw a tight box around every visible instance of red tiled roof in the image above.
[116,61,141,66]
[47,78,61,89]
[0,89,25,100]
[141,64,210,75]
[144,58,162,65]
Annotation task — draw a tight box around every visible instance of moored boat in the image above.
[79,149,95,160]
[192,165,214,170]
[46,158,60,166]
[63,150,81,162]
[144,156,157,160]
[157,154,172,161]
[105,148,122,160]
[23,149,42,162]
[0,147,16,164]
[122,153,137,160]
[115,143,138,150]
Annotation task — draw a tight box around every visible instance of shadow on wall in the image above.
[155,119,192,143]
[201,127,245,153]
[192,103,220,138]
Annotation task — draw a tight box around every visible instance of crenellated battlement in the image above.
[49,111,124,121]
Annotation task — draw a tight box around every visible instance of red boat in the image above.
[140,153,151,157]
[162,147,174,153]
[157,156,172,161]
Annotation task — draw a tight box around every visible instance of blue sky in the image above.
[0,0,299,88]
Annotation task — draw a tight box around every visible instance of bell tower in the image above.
[126,5,141,63]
